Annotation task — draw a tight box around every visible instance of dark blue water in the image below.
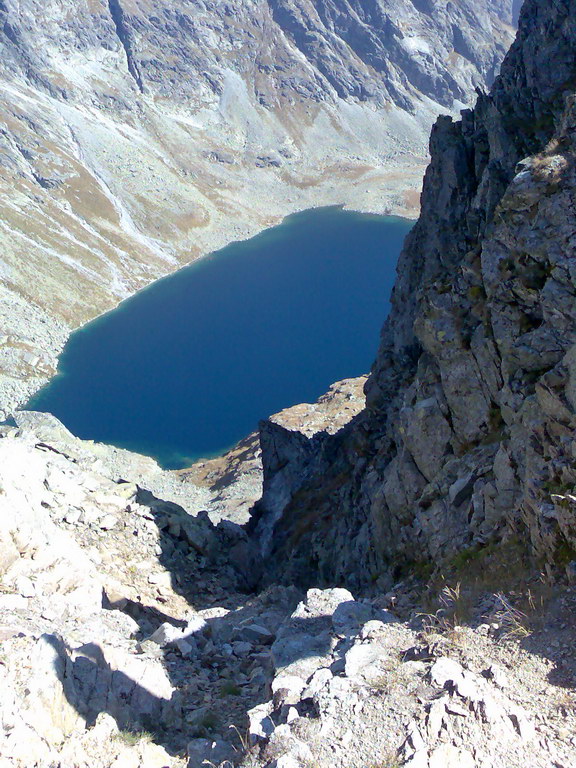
[27,207,411,468]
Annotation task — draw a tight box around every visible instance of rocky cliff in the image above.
[257,0,576,590]
[0,0,515,417]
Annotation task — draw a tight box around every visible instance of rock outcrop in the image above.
[257,0,576,589]
[244,584,576,768]
[0,0,516,416]
[3,416,576,767]
[0,420,299,767]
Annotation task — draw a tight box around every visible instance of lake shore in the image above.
[26,208,412,467]
[0,165,423,423]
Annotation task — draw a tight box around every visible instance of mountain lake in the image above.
[26,207,413,468]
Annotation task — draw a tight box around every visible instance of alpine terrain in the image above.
[0,0,516,415]
[3,1,576,768]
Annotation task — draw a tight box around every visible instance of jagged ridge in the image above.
[257,0,576,589]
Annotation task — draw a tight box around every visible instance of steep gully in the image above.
[107,0,144,93]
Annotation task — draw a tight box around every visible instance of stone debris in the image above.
[2,420,575,768]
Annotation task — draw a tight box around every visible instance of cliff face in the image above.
[259,0,576,589]
[0,0,515,418]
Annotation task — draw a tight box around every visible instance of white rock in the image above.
[429,657,464,688]
[0,594,31,610]
[270,756,300,768]
[403,751,429,768]
[16,575,35,597]
[185,614,208,634]
[509,708,535,741]
[445,698,469,717]
[147,571,172,589]
[481,694,506,723]
[0,532,19,574]
[429,744,474,768]
[406,722,426,752]
[272,674,306,701]
[360,619,390,639]
[327,676,352,699]
[455,672,482,702]
[138,741,175,768]
[63,509,81,525]
[148,622,186,646]
[427,697,447,740]
[248,702,275,739]
[344,642,382,679]
[486,664,509,688]
[98,514,118,530]
[297,587,355,619]
[302,667,332,698]
[110,751,139,768]
[286,706,299,724]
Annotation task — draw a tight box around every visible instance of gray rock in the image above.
[253,0,576,593]
[331,600,373,636]
[239,624,274,645]
[232,641,253,657]
[186,738,235,767]
[430,658,464,689]
[229,540,263,591]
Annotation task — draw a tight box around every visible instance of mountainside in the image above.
[2,380,576,768]
[4,2,576,767]
[256,0,576,590]
[0,0,516,417]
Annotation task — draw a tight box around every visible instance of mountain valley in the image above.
[3,1,576,767]
[0,0,516,416]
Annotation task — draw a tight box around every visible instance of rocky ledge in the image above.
[2,420,576,768]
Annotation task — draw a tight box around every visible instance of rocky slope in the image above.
[0,0,516,417]
[256,0,576,593]
[3,416,576,768]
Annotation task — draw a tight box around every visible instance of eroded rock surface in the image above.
[258,0,576,591]
[2,420,575,768]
